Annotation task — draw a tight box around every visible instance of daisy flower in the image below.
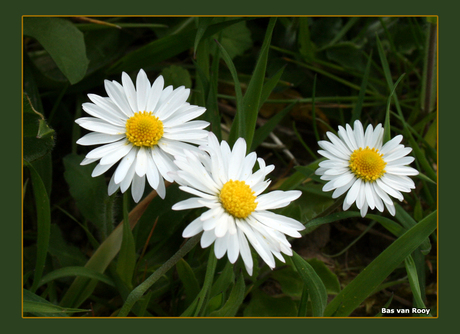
[170,132,305,275]
[75,69,209,202]
[315,120,418,217]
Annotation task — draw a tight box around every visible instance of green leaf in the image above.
[405,255,430,316]
[350,50,373,123]
[24,301,89,315]
[209,261,235,299]
[292,252,328,317]
[394,203,431,255]
[209,271,245,317]
[228,17,277,148]
[24,161,51,293]
[160,65,192,89]
[116,192,137,289]
[382,74,405,144]
[48,224,87,267]
[298,18,315,61]
[109,18,250,74]
[244,290,298,317]
[38,266,115,288]
[23,94,55,163]
[177,258,200,304]
[23,17,88,84]
[63,154,113,239]
[219,19,252,59]
[324,210,437,317]
[307,258,341,295]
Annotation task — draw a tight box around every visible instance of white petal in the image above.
[145,153,160,190]
[172,197,205,211]
[151,146,176,182]
[86,140,127,160]
[91,162,113,177]
[215,213,230,238]
[182,216,204,238]
[353,120,365,148]
[122,72,138,114]
[201,230,217,248]
[120,161,136,193]
[375,178,404,201]
[136,69,150,112]
[131,174,146,203]
[236,226,253,275]
[162,106,206,127]
[256,190,301,211]
[214,234,229,259]
[104,80,133,117]
[228,137,247,180]
[75,117,125,135]
[318,140,350,160]
[332,171,355,188]
[114,148,138,184]
[227,232,240,264]
[156,86,190,120]
[135,147,148,177]
[99,142,133,166]
[345,178,362,205]
[108,173,120,195]
[82,102,125,126]
[77,133,125,146]
[146,75,164,113]
[364,182,375,210]
[380,135,403,155]
[88,94,127,120]
[385,165,419,176]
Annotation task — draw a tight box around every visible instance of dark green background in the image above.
[12,1,449,332]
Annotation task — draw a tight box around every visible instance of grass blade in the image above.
[38,266,115,288]
[324,210,437,317]
[209,271,245,317]
[350,50,373,123]
[228,18,277,148]
[24,161,51,293]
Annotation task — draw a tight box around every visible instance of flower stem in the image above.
[117,234,201,317]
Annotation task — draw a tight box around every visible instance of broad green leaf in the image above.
[307,258,341,295]
[109,18,250,74]
[271,265,303,298]
[292,252,328,317]
[177,258,200,304]
[160,65,192,89]
[209,272,245,317]
[210,261,235,299]
[24,161,51,293]
[23,94,55,163]
[38,266,115,288]
[220,19,252,59]
[324,210,437,317]
[63,154,113,239]
[23,17,88,84]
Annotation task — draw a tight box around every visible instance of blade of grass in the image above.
[209,271,245,317]
[405,255,430,316]
[382,74,405,144]
[228,17,277,148]
[116,192,137,289]
[24,161,51,293]
[38,266,115,288]
[324,210,437,317]
[351,50,373,123]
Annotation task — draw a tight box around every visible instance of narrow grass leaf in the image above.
[382,74,405,144]
[209,271,245,317]
[351,50,373,123]
[324,210,437,317]
[116,192,137,289]
[395,203,431,255]
[25,161,51,293]
[229,18,277,148]
[194,17,214,56]
[297,285,309,317]
[292,251,327,317]
[251,101,296,151]
[23,17,88,84]
[405,255,430,316]
[210,261,235,299]
[24,301,89,314]
[38,266,115,288]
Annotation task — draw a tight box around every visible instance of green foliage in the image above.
[23,16,437,318]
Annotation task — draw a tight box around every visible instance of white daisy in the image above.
[315,120,419,217]
[170,132,305,275]
[75,69,209,202]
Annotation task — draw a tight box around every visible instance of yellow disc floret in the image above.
[219,180,257,219]
[349,146,386,182]
[125,111,164,147]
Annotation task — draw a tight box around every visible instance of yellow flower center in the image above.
[349,147,386,182]
[125,111,164,147]
[219,180,257,219]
